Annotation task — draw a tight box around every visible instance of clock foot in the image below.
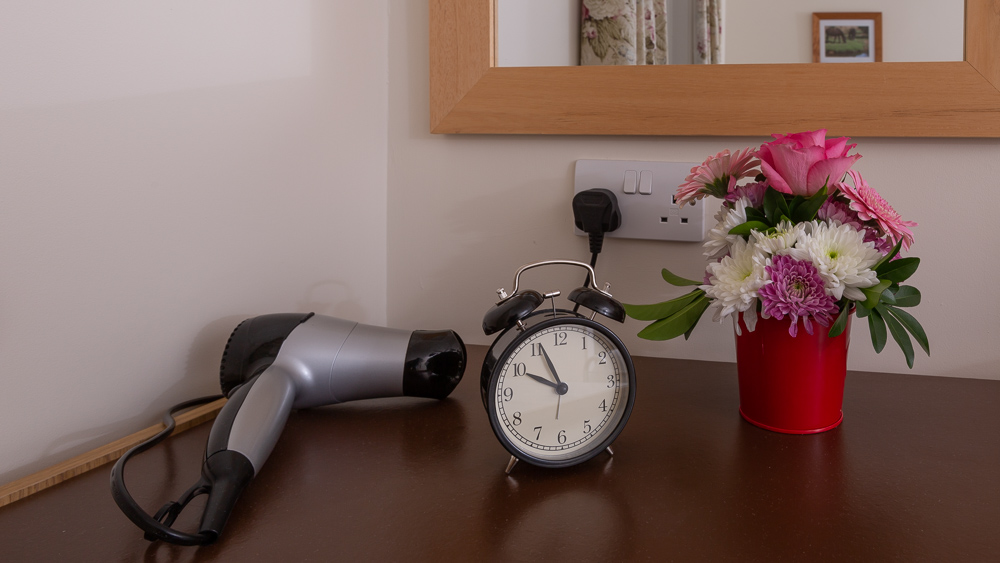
[606,446,614,456]
[505,456,519,475]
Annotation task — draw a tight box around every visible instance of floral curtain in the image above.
[581,0,668,66]
[694,0,724,64]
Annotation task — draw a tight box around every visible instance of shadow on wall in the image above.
[33,316,246,466]
[297,280,367,322]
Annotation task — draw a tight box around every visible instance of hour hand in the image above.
[526,372,558,389]
[526,372,568,395]
[539,345,562,384]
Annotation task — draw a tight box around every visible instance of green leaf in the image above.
[872,239,903,271]
[683,328,696,340]
[880,288,897,306]
[745,207,768,223]
[861,279,892,309]
[869,308,888,353]
[827,303,851,337]
[877,257,920,283]
[880,305,915,368]
[856,301,872,318]
[791,186,828,222]
[892,286,921,308]
[884,306,930,356]
[624,289,704,321]
[787,195,805,216]
[636,295,711,341]
[763,188,791,224]
[661,268,702,287]
[728,221,771,236]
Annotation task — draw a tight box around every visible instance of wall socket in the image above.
[574,159,705,242]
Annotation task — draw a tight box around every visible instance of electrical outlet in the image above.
[574,159,705,242]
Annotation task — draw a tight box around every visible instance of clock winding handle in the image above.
[500,260,613,303]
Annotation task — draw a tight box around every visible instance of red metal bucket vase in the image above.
[734,312,852,434]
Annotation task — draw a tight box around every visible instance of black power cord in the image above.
[110,394,225,546]
[572,189,622,311]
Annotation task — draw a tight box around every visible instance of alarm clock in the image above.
[481,260,636,473]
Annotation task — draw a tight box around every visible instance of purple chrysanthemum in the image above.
[724,181,767,208]
[817,198,863,230]
[758,255,839,337]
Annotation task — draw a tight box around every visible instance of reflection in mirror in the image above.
[498,0,963,67]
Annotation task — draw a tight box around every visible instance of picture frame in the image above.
[813,12,882,63]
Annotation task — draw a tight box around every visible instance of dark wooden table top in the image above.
[2,345,998,562]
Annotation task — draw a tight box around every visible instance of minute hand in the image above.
[539,345,562,384]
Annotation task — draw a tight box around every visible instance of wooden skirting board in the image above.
[0,398,226,507]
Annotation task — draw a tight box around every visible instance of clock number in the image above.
[531,343,541,356]
[607,374,617,388]
[503,387,513,402]
[599,399,607,412]
[554,332,567,346]
[581,336,587,350]
[513,362,526,376]
[534,426,542,440]
[512,412,522,426]
[598,351,607,364]
[583,420,592,433]
[557,430,567,444]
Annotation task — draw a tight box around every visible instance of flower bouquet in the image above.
[625,130,929,369]
[626,129,930,368]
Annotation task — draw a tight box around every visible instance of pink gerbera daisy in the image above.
[675,147,759,207]
[758,255,839,337]
[836,170,916,250]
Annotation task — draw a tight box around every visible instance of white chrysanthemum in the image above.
[787,220,881,301]
[703,197,749,260]
[750,220,806,258]
[702,237,768,334]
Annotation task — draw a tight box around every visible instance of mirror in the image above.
[496,0,965,67]
[430,0,1000,137]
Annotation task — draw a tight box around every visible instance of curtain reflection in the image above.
[581,0,668,65]
[694,0,724,64]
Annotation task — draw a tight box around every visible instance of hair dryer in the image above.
[111,313,466,545]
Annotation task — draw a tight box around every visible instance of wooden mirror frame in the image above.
[430,0,1000,137]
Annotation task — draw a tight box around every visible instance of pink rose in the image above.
[756,129,861,196]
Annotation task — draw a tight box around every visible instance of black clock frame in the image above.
[481,310,637,469]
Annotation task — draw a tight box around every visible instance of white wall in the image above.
[726,0,964,64]
[388,2,1000,380]
[0,1,389,483]
[498,0,580,67]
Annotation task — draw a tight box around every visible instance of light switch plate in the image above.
[574,159,705,242]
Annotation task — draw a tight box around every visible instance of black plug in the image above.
[573,188,621,255]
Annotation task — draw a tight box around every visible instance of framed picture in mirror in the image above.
[813,12,882,63]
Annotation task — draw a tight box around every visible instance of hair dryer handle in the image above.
[199,366,296,538]
[198,450,255,542]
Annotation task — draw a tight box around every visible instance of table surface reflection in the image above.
[2,346,998,562]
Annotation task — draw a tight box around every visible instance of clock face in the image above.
[489,319,634,466]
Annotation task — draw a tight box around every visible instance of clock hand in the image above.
[539,345,562,384]
[526,373,569,395]
[526,372,558,389]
